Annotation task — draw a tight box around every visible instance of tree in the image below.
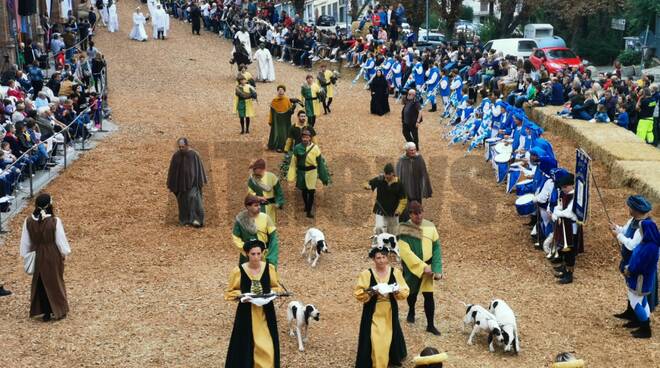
[494,0,537,37]
[292,0,305,17]
[436,0,463,39]
[459,4,473,21]
[399,0,426,33]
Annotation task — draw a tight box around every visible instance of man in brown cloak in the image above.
[167,138,208,227]
[396,142,433,222]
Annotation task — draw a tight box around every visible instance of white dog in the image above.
[462,303,501,347]
[488,299,520,353]
[287,301,321,352]
[302,228,329,267]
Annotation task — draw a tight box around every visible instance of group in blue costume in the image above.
[611,195,658,338]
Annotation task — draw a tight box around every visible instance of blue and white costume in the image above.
[624,219,659,331]
[424,65,440,107]
[391,59,403,91]
[362,57,376,81]
[412,61,425,90]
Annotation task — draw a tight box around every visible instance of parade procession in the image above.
[0,0,659,367]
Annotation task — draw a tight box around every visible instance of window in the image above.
[484,41,493,51]
[480,1,488,12]
[518,40,537,52]
[534,50,545,58]
[546,49,577,59]
[333,3,338,18]
[339,6,345,22]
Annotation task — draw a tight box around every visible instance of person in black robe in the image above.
[166,137,207,227]
[190,3,202,35]
[369,69,390,116]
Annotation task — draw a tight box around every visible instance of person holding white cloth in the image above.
[152,3,170,40]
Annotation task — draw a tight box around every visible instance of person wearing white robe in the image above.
[130,8,149,41]
[107,1,119,33]
[146,0,157,18]
[254,44,275,82]
[100,0,110,26]
[152,3,170,40]
[234,27,252,58]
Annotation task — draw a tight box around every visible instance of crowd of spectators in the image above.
[0,9,110,212]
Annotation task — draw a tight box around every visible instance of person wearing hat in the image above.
[364,163,407,235]
[287,129,330,218]
[247,159,284,224]
[611,195,657,322]
[167,138,207,227]
[234,74,257,134]
[412,347,448,367]
[254,43,276,82]
[551,172,583,284]
[354,243,409,368]
[284,110,317,153]
[224,239,283,367]
[232,195,279,266]
[621,218,659,338]
[300,74,322,127]
[268,85,298,152]
[317,64,337,114]
[397,201,443,335]
[19,193,71,321]
[551,352,584,368]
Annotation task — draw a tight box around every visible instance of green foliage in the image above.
[573,31,621,65]
[477,16,500,42]
[624,0,659,35]
[616,49,642,66]
[460,5,474,21]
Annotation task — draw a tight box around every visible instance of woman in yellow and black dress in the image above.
[355,245,409,368]
[225,240,282,368]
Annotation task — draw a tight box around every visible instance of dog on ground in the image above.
[287,301,320,351]
[488,298,520,353]
[302,228,329,267]
[462,303,501,347]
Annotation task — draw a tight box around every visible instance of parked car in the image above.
[315,15,337,33]
[529,47,584,74]
[418,32,446,47]
[483,38,539,59]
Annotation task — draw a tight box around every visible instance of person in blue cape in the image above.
[611,195,657,330]
[424,62,440,112]
[412,58,425,91]
[622,218,659,338]
[551,172,583,284]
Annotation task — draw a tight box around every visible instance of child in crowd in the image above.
[590,103,610,123]
[615,103,629,129]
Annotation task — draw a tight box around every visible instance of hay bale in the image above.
[611,161,660,203]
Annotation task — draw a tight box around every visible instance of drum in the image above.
[515,179,535,196]
[506,166,522,193]
[485,137,501,161]
[515,194,536,216]
[494,152,511,183]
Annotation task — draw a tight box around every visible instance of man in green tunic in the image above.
[397,201,443,335]
[301,74,323,127]
[286,129,330,218]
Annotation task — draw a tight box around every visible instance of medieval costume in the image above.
[354,247,409,368]
[107,1,119,33]
[19,194,71,321]
[247,160,285,224]
[234,80,257,134]
[152,3,170,40]
[225,242,282,368]
[254,45,276,82]
[234,28,253,58]
[232,196,279,266]
[230,39,252,68]
[190,3,202,35]
[166,140,207,227]
[268,88,296,151]
[613,195,658,322]
[397,203,443,335]
[129,9,148,42]
[624,219,659,338]
[396,147,432,221]
[317,68,337,114]
[284,120,316,153]
[365,163,407,235]
[369,70,390,116]
[286,132,330,218]
[412,347,449,367]
[551,174,583,285]
[301,80,323,127]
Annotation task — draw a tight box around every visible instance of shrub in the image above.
[617,50,642,66]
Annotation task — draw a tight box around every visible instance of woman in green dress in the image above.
[268,85,297,152]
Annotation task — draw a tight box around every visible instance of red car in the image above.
[530,47,584,74]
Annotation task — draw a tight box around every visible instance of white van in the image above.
[483,38,539,59]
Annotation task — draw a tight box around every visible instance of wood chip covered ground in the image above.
[0,3,658,367]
